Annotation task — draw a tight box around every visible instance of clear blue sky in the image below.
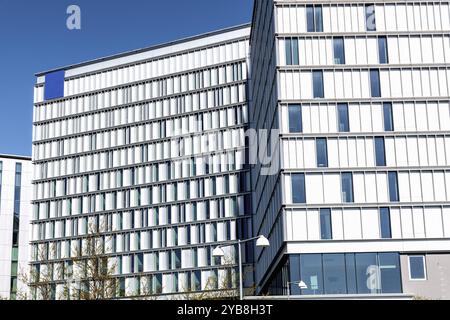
[0,0,253,157]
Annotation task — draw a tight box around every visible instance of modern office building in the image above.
[31,25,253,299]
[250,0,450,299]
[31,0,450,300]
[0,154,32,299]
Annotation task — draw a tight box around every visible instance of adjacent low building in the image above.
[0,154,32,299]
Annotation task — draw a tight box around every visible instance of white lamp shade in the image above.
[256,235,270,247]
[298,281,308,289]
[212,247,225,257]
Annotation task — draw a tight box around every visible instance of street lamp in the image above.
[212,235,270,300]
[287,280,308,298]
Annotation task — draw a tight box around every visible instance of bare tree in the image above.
[20,222,121,300]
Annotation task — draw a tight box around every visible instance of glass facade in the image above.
[10,163,22,299]
[287,253,402,295]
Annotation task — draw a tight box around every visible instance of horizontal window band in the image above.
[32,134,248,165]
[278,64,450,70]
[33,79,247,124]
[33,164,248,184]
[36,35,250,82]
[281,133,450,138]
[281,167,450,174]
[33,102,248,144]
[275,31,450,37]
[35,58,248,104]
[32,147,248,180]
[33,123,248,148]
[30,216,251,243]
[32,169,250,199]
[31,191,252,210]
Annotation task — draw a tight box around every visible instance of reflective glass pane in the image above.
[300,254,323,295]
[323,254,346,294]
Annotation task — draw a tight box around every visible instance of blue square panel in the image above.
[44,70,65,100]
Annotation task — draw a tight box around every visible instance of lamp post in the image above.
[287,280,308,299]
[212,235,270,300]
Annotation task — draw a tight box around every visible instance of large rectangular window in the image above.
[307,5,323,32]
[291,252,402,295]
[288,105,303,133]
[292,174,306,204]
[380,208,392,239]
[285,38,299,65]
[375,137,386,166]
[370,69,381,97]
[383,103,394,131]
[316,138,328,168]
[320,209,332,240]
[333,38,345,64]
[323,254,346,294]
[366,4,376,31]
[378,37,388,64]
[388,172,399,202]
[337,104,350,132]
[341,173,354,203]
[313,71,324,98]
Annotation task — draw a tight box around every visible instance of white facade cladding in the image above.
[250,0,450,298]
[31,25,253,299]
[0,155,32,299]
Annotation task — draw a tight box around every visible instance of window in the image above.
[285,38,299,65]
[320,209,332,240]
[409,256,427,280]
[366,4,376,31]
[300,254,324,295]
[375,137,386,166]
[307,5,323,32]
[313,71,324,98]
[316,138,328,168]
[378,37,388,64]
[323,254,346,294]
[388,172,399,202]
[292,252,402,295]
[288,105,302,133]
[380,208,392,239]
[383,103,394,131]
[333,38,345,64]
[292,174,306,204]
[337,104,350,132]
[341,173,354,203]
[370,69,381,97]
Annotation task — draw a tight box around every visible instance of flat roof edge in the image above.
[0,154,32,161]
[35,23,251,77]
